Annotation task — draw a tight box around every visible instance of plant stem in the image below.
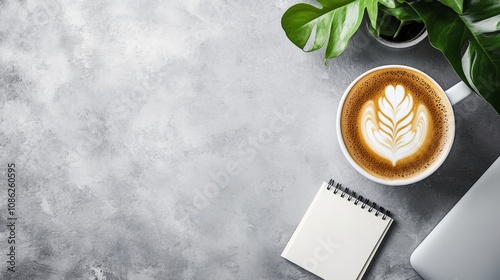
[393,20,405,38]
[377,13,389,37]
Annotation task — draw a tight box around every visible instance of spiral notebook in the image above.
[281,180,393,280]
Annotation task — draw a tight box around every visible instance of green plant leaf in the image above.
[379,0,396,9]
[376,14,401,37]
[379,1,421,22]
[372,1,421,38]
[410,0,500,113]
[437,0,463,14]
[366,0,379,29]
[375,1,421,38]
[281,0,377,59]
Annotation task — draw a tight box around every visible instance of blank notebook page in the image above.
[281,182,393,280]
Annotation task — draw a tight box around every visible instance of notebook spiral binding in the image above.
[327,179,390,220]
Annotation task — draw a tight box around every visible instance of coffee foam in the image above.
[340,68,453,180]
[360,84,430,166]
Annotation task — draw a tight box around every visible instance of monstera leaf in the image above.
[281,0,380,59]
[281,0,500,113]
[375,1,421,37]
[410,0,500,113]
[437,0,463,14]
[280,0,458,60]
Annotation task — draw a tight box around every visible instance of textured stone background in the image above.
[1,0,500,279]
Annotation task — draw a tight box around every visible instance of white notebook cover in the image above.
[282,182,393,280]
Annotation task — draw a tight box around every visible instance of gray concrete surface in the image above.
[1,0,500,279]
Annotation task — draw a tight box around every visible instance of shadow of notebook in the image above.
[411,156,500,280]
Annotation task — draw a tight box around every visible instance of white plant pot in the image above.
[366,20,428,49]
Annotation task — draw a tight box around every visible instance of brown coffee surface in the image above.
[340,67,453,180]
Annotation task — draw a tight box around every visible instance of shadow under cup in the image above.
[337,65,456,186]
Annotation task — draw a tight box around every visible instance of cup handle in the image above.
[445,81,472,105]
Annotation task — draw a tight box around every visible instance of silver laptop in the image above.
[411,156,500,280]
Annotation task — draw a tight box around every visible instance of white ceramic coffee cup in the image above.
[337,65,472,186]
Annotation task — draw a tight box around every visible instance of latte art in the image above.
[339,67,454,181]
[360,85,429,166]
